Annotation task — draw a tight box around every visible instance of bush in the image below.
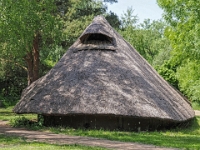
[155,60,179,89]
[10,116,31,127]
[176,60,200,102]
[10,115,44,129]
[0,94,18,108]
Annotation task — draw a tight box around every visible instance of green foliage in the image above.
[0,63,24,107]
[40,46,66,69]
[0,94,18,108]
[10,115,44,129]
[105,11,121,29]
[10,116,33,127]
[62,0,120,48]
[120,7,138,29]
[0,0,62,58]
[151,38,171,67]
[0,62,27,98]
[158,0,200,59]
[64,15,93,48]
[155,60,178,88]
[0,106,37,121]
[157,0,200,102]
[120,15,170,65]
[0,0,121,101]
[75,0,106,18]
[37,114,44,127]
[103,0,118,3]
[120,9,175,92]
[176,60,200,101]
[0,0,63,96]
[192,101,200,110]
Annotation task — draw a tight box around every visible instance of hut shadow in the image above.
[173,116,200,133]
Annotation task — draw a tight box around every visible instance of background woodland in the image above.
[0,0,199,107]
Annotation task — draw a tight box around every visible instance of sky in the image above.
[106,0,164,23]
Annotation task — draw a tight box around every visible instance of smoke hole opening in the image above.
[81,33,113,44]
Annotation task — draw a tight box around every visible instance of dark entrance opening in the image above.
[80,33,113,44]
[42,114,193,131]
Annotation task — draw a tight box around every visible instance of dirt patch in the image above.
[0,121,9,126]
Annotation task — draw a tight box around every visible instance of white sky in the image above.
[106,0,164,23]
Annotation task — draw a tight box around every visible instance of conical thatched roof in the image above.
[13,16,194,124]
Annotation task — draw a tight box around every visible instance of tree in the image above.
[0,0,120,98]
[120,7,138,29]
[120,8,170,65]
[158,0,200,59]
[103,0,118,3]
[0,0,62,85]
[61,0,121,49]
[157,0,200,102]
[105,11,121,29]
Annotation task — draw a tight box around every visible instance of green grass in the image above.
[192,101,200,110]
[0,107,107,150]
[0,106,37,121]
[1,106,200,149]
[0,134,106,150]
[47,117,200,149]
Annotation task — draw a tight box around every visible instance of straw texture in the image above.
[13,16,194,123]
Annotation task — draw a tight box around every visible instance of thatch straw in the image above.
[13,16,194,123]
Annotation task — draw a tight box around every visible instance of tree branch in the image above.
[0,58,28,71]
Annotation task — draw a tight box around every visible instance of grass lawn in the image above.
[1,106,200,149]
[0,107,107,150]
[192,101,200,110]
[48,117,200,149]
[0,134,106,150]
[0,106,37,121]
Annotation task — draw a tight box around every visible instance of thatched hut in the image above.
[13,16,194,131]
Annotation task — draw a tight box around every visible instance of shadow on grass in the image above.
[0,112,15,116]
[174,117,200,133]
[48,117,200,149]
[2,105,199,149]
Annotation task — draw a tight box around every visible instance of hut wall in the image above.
[42,114,192,131]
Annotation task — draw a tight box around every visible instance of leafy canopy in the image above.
[157,0,200,102]
[0,0,62,66]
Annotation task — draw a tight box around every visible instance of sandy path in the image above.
[195,110,200,116]
[1,110,199,149]
[0,121,177,150]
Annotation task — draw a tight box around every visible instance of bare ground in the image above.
[195,110,200,116]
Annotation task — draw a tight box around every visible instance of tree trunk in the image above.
[25,51,34,86]
[25,33,40,86]
[33,33,40,82]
